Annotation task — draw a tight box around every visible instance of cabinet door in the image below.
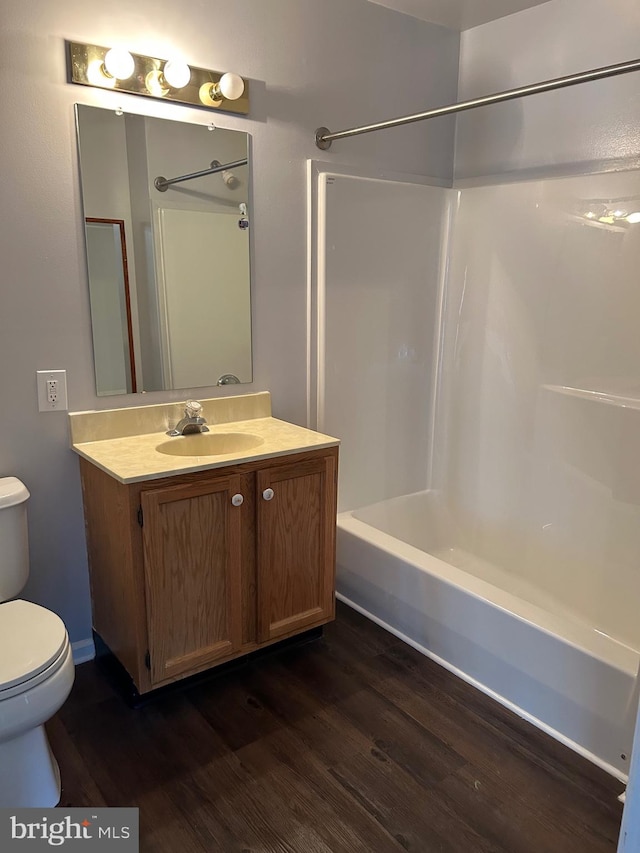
[141,475,245,684]
[256,454,337,643]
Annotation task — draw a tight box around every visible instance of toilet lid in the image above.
[0,600,69,692]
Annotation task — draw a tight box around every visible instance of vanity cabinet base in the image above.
[93,626,324,707]
[79,446,338,694]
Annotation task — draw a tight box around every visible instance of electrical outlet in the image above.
[37,370,68,412]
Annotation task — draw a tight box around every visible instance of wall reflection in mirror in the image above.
[75,104,252,395]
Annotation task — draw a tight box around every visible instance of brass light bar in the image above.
[67,41,250,115]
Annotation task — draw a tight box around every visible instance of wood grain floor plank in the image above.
[335,684,468,788]
[380,641,625,804]
[322,635,623,839]
[327,603,404,657]
[235,659,385,767]
[45,603,622,853]
[165,766,316,853]
[230,703,406,851]
[46,715,108,809]
[329,749,507,852]
[437,761,619,853]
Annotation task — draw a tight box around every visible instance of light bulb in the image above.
[219,72,244,100]
[103,47,135,80]
[87,58,115,88]
[145,70,169,97]
[198,72,245,107]
[163,60,191,88]
[626,212,640,224]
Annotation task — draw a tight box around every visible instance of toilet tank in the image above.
[0,477,30,602]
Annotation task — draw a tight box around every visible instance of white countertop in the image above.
[69,393,339,484]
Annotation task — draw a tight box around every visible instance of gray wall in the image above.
[0,0,459,643]
[455,0,640,181]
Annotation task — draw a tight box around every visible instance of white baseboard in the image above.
[71,638,96,665]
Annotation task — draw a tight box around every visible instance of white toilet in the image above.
[0,476,75,807]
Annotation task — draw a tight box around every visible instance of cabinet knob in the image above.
[262,488,274,501]
[231,493,244,507]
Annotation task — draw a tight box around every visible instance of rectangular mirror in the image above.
[75,104,252,395]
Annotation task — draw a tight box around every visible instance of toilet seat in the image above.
[0,600,69,697]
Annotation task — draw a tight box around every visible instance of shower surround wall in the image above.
[316,163,640,775]
[315,0,640,783]
[315,170,451,513]
[435,172,640,653]
[450,0,640,828]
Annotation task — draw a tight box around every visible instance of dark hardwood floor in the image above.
[48,603,624,852]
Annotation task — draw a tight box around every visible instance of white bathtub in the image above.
[337,490,639,779]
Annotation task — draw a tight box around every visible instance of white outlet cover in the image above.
[36,369,68,412]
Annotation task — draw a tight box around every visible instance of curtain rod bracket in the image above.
[315,127,332,150]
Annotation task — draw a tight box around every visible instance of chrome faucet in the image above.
[167,400,210,436]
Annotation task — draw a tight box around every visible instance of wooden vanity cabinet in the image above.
[140,472,247,685]
[79,446,338,694]
[256,456,336,643]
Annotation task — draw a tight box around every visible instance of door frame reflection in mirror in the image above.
[84,217,137,394]
[75,104,253,396]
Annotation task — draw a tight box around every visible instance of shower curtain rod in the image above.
[315,56,640,149]
[154,158,248,192]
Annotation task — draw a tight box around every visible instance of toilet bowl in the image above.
[0,479,75,807]
[0,600,75,807]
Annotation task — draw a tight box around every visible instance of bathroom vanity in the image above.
[70,393,339,694]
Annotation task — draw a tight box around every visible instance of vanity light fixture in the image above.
[580,201,640,227]
[67,41,249,115]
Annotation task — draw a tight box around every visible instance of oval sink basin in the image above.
[156,433,264,458]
